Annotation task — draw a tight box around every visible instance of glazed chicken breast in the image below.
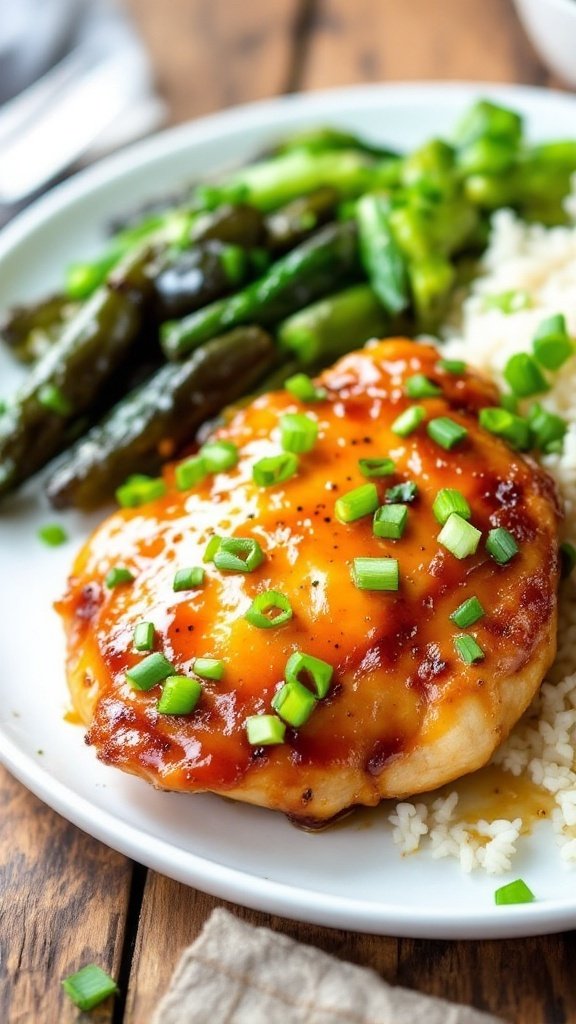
[58,339,561,824]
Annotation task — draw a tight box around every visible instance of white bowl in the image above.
[513,0,576,88]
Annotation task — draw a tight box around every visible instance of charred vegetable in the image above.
[45,327,275,509]
[161,221,360,360]
[265,187,340,253]
[0,249,154,497]
[0,294,78,364]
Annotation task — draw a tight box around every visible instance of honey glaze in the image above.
[301,764,553,835]
[59,339,562,822]
[436,763,554,832]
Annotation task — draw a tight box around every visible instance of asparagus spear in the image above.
[265,187,340,253]
[194,149,386,213]
[45,326,275,510]
[153,240,253,320]
[0,294,78,364]
[356,195,409,315]
[0,249,154,498]
[161,221,360,361]
[277,283,388,366]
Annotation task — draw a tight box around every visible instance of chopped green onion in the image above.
[438,513,481,559]
[272,680,317,727]
[494,878,535,906]
[105,566,135,588]
[532,314,573,370]
[38,383,72,416]
[478,407,531,451]
[437,358,467,375]
[335,483,379,523]
[427,417,468,450]
[199,440,239,473]
[373,504,408,540]
[385,480,418,503]
[173,566,205,591]
[192,657,225,680]
[503,353,548,398]
[404,374,442,399]
[252,452,299,487]
[486,527,519,564]
[245,590,293,628]
[213,537,264,573]
[450,596,485,628]
[483,289,532,314]
[528,403,568,452]
[203,535,222,562]
[175,455,206,491]
[157,675,202,714]
[62,964,118,1011]
[358,457,396,478]
[351,556,399,591]
[280,412,318,453]
[133,622,155,652]
[285,373,327,402]
[560,541,576,579]
[500,392,519,414]
[454,634,485,664]
[246,714,286,745]
[391,405,425,437]
[37,523,68,547]
[116,474,167,508]
[285,650,333,699]
[126,652,174,691]
[432,488,471,525]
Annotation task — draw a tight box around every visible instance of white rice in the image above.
[389,190,576,873]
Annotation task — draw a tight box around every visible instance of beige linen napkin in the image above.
[152,908,507,1024]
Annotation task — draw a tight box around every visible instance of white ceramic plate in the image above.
[2,82,576,940]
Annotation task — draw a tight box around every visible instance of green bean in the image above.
[356,194,409,314]
[161,221,360,360]
[277,283,388,366]
[45,327,275,510]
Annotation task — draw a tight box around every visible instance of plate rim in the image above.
[2,79,576,939]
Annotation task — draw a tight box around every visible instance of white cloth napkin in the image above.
[0,0,164,156]
[152,909,508,1024]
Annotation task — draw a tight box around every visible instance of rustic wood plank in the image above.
[399,933,576,1024]
[124,876,400,1022]
[299,0,551,90]
[125,0,304,125]
[0,766,132,1024]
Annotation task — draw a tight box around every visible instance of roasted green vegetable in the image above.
[45,327,275,509]
[190,202,266,247]
[194,149,387,213]
[270,125,399,159]
[153,240,253,320]
[356,194,409,315]
[0,293,78,364]
[265,187,340,253]
[161,221,360,360]
[278,283,388,366]
[0,249,154,497]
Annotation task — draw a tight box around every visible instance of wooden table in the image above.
[2,2,574,1020]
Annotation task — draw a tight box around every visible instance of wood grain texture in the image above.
[0,766,132,1024]
[299,0,551,90]
[124,0,304,124]
[124,877,399,1023]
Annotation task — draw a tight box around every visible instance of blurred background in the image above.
[0,0,573,216]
